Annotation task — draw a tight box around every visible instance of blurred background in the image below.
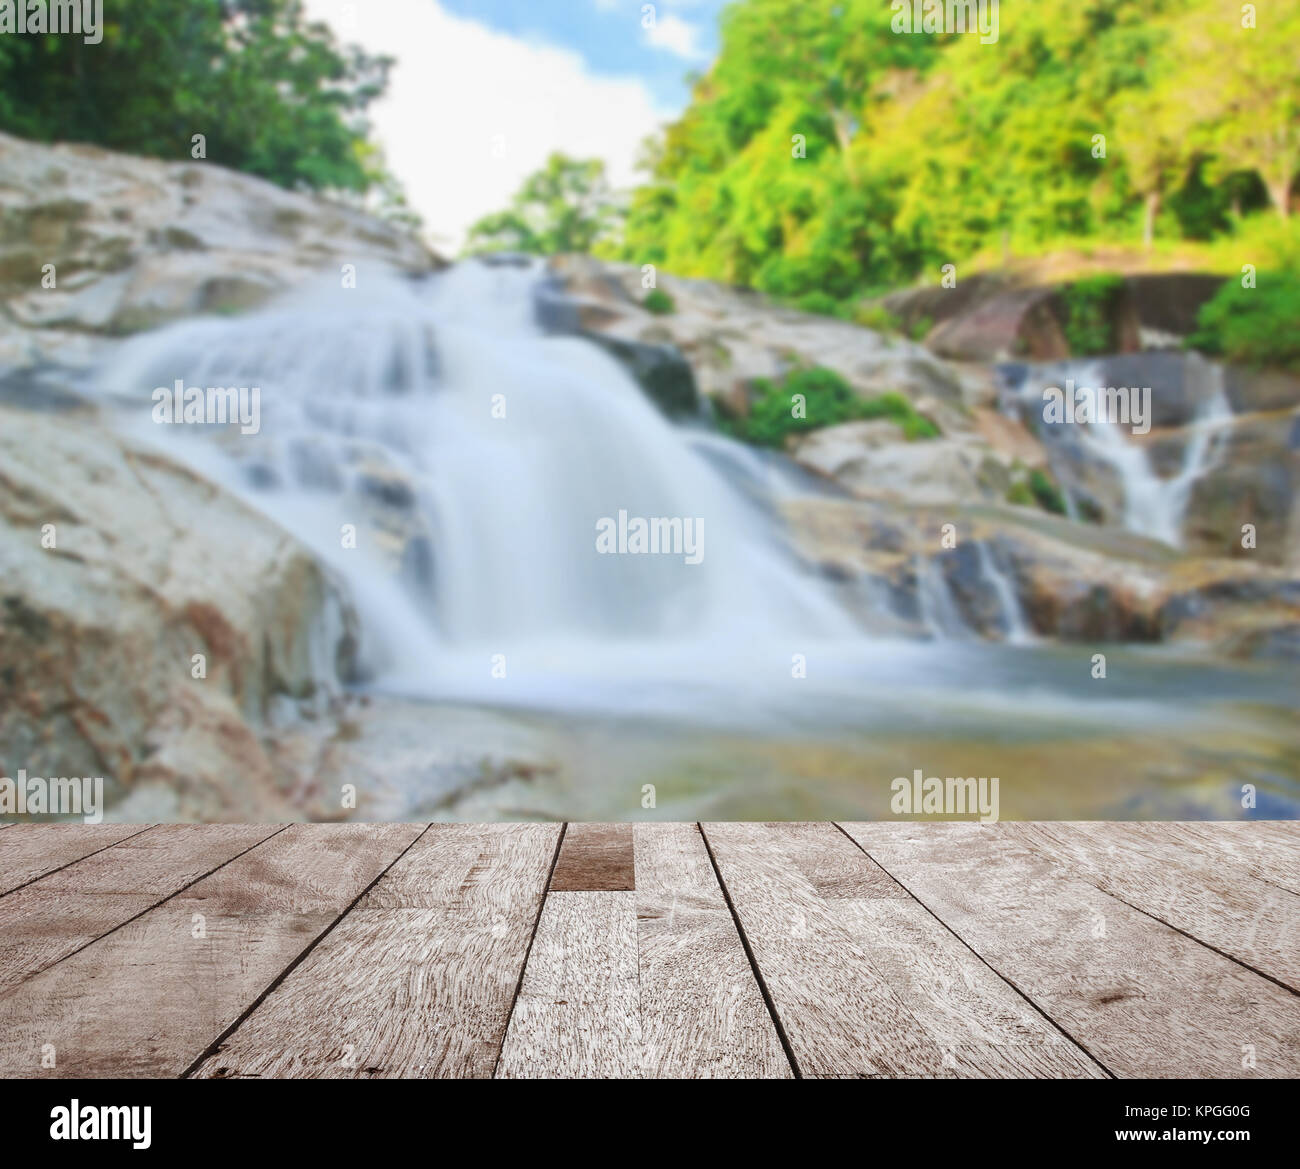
[0,0,1296,823]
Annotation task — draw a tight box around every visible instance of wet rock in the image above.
[581,332,702,419]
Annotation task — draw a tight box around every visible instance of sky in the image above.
[301,0,727,253]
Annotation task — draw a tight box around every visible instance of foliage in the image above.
[465,155,621,256]
[643,288,676,315]
[0,0,393,195]
[616,0,1300,295]
[791,291,852,319]
[1029,469,1068,515]
[1189,275,1300,370]
[1060,275,1126,356]
[722,366,939,448]
[908,315,935,341]
[1007,467,1068,515]
[853,303,903,333]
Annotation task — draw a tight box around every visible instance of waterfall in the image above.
[1009,357,1233,549]
[976,542,1031,643]
[92,260,880,715]
[1080,366,1231,547]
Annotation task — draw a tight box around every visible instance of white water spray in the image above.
[95,261,869,715]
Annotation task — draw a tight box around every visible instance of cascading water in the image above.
[94,261,880,721]
[1077,362,1232,547]
[73,259,1300,816]
[1007,357,1233,549]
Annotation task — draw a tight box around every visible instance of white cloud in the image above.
[302,0,671,253]
[643,13,707,60]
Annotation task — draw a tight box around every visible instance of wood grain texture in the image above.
[1009,822,1300,991]
[633,823,792,1078]
[841,822,1300,1078]
[498,890,642,1077]
[0,823,422,1077]
[549,822,635,891]
[704,822,1103,1078]
[1120,821,1300,897]
[497,822,792,1078]
[190,823,560,1079]
[0,824,150,895]
[0,824,281,992]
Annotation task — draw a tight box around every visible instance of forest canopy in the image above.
[608,0,1298,298]
[0,0,395,196]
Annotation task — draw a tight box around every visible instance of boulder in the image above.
[0,407,359,820]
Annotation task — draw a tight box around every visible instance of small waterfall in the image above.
[916,554,969,639]
[976,542,1031,643]
[1082,375,1231,548]
[1011,357,1233,549]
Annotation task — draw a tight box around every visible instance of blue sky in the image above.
[438,0,727,107]
[304,0,728,250]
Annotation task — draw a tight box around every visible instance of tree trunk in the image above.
[1143,190,1160,250]
[1268,177,1292,220]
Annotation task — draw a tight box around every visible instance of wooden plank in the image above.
[703,822,1103,1078]
[633,823,792,1078]
[0,823,422,1078]
[549,823,634,891]
[0,824,282,992]
[190,823,560,1079]
[1123,821,1300,897]
[1009,822,1300,991]
[497,822,792,1078]
[0,824,150,895]
[841,822,1300,1078]
[499,890,642,1077]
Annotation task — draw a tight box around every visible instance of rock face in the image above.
[542,256,1300,659]
[926,287,1074,363]
[545,254,970,412]
[887,272,1223,361]
[0,134,441,820]
[0,131,440,367]
[782,494,1300,656]
[1001,351,1300,566]
[0,407,359,820]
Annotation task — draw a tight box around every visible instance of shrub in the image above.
[791,291,851,319]
[643,288,676,315]
[908,315,935,342]
[1029,468,1068,515]
[1188,275,1300,370]
[1061,274,1125,356]
[853,302,904,334]
[723,366,940,448]
[1007,466,1068,515]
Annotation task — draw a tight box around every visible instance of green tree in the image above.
[0,0,393,194]
[617,0,1295,293]
[465,154,620,256]
[1161,1,1300,220]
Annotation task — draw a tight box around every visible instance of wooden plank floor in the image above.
[0,822,1296,1079]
